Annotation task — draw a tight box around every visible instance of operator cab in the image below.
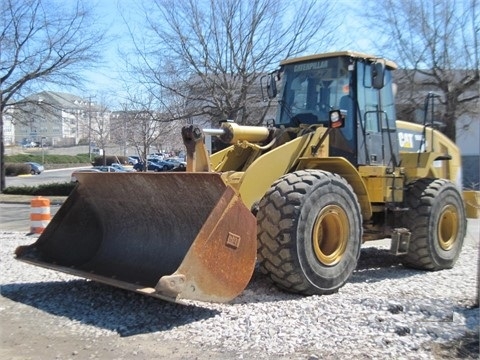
[268,51,399,168]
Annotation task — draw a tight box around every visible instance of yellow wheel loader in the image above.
[16,51,471,304]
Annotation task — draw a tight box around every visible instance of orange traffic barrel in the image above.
[30,196,51,234]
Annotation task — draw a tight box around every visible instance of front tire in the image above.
[401,178,466,270]
[256,170,362,295]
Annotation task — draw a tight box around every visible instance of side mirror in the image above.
[267,73,277,99]
[329,110,345,128]
[371,62,385,89]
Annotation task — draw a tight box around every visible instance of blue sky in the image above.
[80,0,131,96]
[80,0,376,102]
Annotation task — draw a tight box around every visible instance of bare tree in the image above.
[120,0,339,127]
[115,91,176,170]
[89,98,112,165]
[364,0,479,141]
[0,0,107,191]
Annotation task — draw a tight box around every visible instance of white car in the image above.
[110,163,134,172]
[70,168,101,183]
[147,153,165,161]
[127,156,139,165]
[71,165,133,182]
[164,158,187,169]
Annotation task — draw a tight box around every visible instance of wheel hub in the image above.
[312,205,349,266]
[437,204,458,251]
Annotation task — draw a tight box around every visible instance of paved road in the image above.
[0,203,61,232]
[2,167,76,233]
[5,167,86,188]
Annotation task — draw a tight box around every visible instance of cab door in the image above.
[356,61,399,166]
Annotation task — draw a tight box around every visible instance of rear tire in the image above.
[256,170,362,295]
[401,179,466,270]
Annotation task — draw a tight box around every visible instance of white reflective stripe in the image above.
[30,220,50,227]
[30,207,50,214]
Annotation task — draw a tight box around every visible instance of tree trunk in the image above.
[0,97,5,192]
[443,92,459,142]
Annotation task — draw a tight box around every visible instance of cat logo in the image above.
[398,132,414,148]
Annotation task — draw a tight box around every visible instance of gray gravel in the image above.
[1,220,479,359]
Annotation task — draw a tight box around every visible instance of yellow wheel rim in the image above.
[437,204,459,251]
[312,205,349,266]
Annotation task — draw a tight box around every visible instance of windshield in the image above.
[276,56,351,126]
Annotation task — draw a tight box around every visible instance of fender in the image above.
[296,157,372,221]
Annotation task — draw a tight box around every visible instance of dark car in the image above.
[25,162,44,175]
[133,161,167,172]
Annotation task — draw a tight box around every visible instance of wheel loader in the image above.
[15,51,471,304]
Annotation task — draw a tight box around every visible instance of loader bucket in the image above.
[15,172,257,303]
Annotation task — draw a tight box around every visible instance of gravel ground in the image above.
[1,220,478,360]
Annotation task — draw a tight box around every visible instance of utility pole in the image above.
[88,99,92,161]
[41,137,46,164]
[87,95,95,162]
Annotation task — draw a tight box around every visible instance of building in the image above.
[12,91,108,147]
[2,108,15,146]
[456,114,480,189]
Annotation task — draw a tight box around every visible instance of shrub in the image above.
[5,154,91,165]
[5,163,31,176]
[3,182,76,196]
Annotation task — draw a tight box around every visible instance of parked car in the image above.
[111,163,134,172]
[25,162,44,175]
[164,158,186,170]
[22,141,38,148]
[93,166,127,173]
[128,156,140,165]
[133,161,169,172]
[70,168,101,183]
[149,158,175,171]
[147,153,165,160]
[70,166,127,183]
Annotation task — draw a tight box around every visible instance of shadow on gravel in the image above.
[233,247,425,304]
[351,247,423,283]
[431,329,480,359]
[1,279,219,337]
